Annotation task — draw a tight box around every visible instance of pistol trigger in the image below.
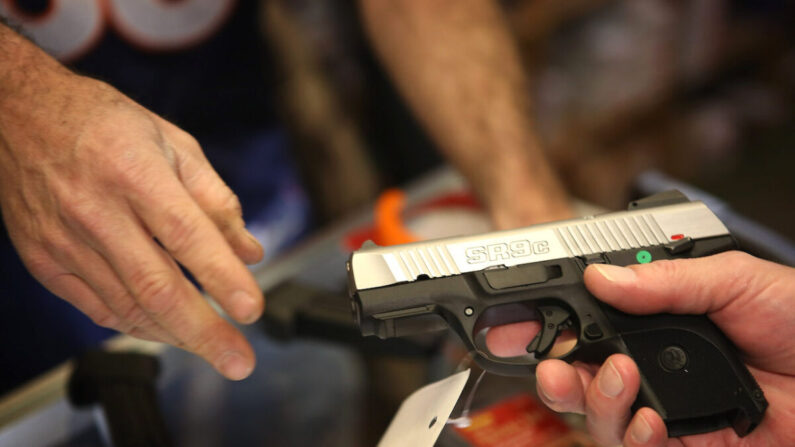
[526,306,572,357]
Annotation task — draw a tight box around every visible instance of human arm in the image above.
[0,23,264,379]
[358,0,572,229]
[488,251,795,446]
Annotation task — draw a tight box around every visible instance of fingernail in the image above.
[216,351,253,380]
[593,264,637,284]
[232,290,261,323]
[537,380,556,404]
[630,413,653,444]
[240,230,264,265]
[598,359,624,398]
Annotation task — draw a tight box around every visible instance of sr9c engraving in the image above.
[464,240,549,264]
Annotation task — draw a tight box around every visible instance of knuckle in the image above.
[118,301,150,329]
[193,179,241,220]
[116,303,149,333]
[39,232,75,259]
[209,192,243,233]
[57,194,105,235]
[132,271,180,316]
[157,117,199,151]
[193,260,228,294]
[159,207,203,254]
[718,251,757,296]
[647,258,680,279]
[113,155,158,192]
[128,324,170,343]
[188,319,232,356]
[106,147,165,193]
[133,319,165,337]
[720,250,754,270]
[209,200,245,235]
[219,191,243,218]
[176,131,201,153]
[20,249,57,280]
[110,158,141,188]
[91,311,121,329]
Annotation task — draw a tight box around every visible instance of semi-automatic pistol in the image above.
[347,191,767,437]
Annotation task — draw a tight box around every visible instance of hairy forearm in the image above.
[0,23,80,205]
[0,23,70,112]
[360,0,571,226]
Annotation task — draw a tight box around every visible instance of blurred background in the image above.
[264,0,794,238]
[1,1,793,446]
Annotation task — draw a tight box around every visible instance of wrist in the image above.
[486,181,573,229]
[0,24,72,113]
[480,145,573,228]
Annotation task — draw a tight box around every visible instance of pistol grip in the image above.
[604,309,767,437]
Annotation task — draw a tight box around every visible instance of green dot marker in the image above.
[636,250,652,264]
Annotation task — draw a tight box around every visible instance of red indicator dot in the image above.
[671,234,685,240]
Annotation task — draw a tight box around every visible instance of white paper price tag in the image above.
[378,369,470,447]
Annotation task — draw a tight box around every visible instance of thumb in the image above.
[584,251,795,373]
[583,251,778,316]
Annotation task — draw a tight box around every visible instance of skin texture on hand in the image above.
[0,26,264,380]
[487,251,795,446]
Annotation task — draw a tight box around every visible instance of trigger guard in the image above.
[471,350,538,377]
[470,327,541,376]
